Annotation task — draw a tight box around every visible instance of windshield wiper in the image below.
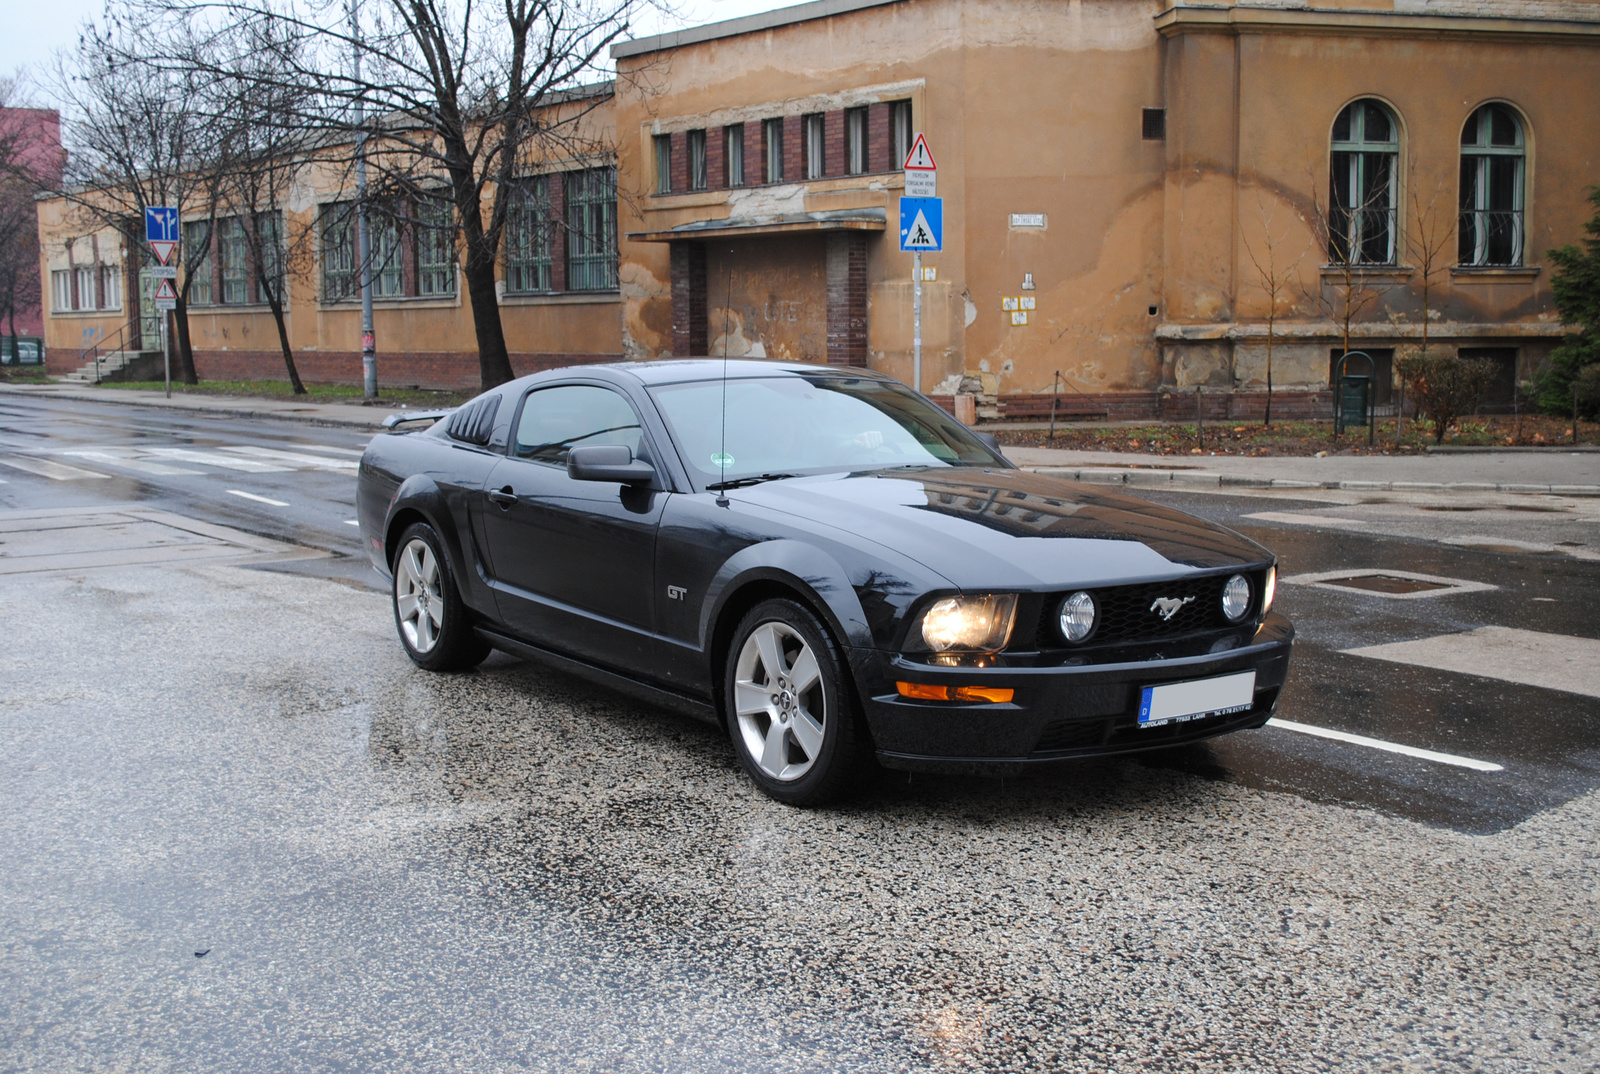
[706,472,798,491]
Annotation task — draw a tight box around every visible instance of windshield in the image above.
[648,374,999,486]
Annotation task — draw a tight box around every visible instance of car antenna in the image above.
[716,248,734,507]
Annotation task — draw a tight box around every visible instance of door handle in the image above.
[487,486,517,507]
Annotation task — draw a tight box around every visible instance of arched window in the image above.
[1459,104,1526,267]
[1330,100,1400,265]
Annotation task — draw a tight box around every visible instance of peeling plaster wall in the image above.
[704,237,829,362]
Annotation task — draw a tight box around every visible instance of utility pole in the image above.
[912,250,922,393]
[351,0,377,400]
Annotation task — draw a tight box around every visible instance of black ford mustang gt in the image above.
[357,360,1293,805]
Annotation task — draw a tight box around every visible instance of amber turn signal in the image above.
[896,682,1014,704]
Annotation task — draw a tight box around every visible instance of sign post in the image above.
[146,207,180,397]
[899,195,942,394]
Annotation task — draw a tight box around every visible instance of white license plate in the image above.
[1138,671,1256,727]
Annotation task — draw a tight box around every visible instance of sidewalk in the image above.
[5,380,1597,495]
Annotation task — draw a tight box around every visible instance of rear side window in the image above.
[514,385,645,465]
[445,395,500,445]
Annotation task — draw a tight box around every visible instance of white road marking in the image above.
[1244,511,1367,529]
[219,446,359,469]
[143,448,294,473]
[59,449,204,476]
[1343,626,1600,700]
[344,519,360,526]
[227,489,290,507]
[289,443,366,457]
[0,454,112,480]
[1268,718,1504,772]
[1282,568,1496,599]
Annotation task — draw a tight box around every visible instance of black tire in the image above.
[723,598,868,806]
[391,522,491,672]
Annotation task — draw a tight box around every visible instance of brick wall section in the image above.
[669,131,688,194]
[782,115,803,184]
[983,391,1337,422]
[824,109,846,177]
[705,127,724,191]
[825,232,868,366]
[548,175,568,292]
[182,349,619,391]
[867,102,891,173]
[669,242,708,357]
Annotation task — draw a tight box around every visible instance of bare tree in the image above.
[1401,175,1455,444]
[0,78,63,360]
[1242,189,1309,426]
[146,0,645,391]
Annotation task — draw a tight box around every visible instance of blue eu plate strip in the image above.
[1138,687,1154,723]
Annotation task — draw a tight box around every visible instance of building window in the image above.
[565,167,618,292]
[417,197,455,296]
[52,270,72,312]
[182,220,213,305]
[321,203,357,302]
[846,107,867,175]
[725,124,745,187]
[890,99,912,167]
[688,129,707,191]
[804,113,825,180]
[98,265,122,310]
[655,134,672,194]
[75,267,95,310]
[370,209,403,298]
[218,218,250,304]
[256,212,285,304]
[1142,108,1166,140]
[764,118,784,183]
[1459,104,1526,268]
[505,176,552,294]
[1329,99,1400,266]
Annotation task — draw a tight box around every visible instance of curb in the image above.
[0,384,389,430]
[1026,466,1600,497]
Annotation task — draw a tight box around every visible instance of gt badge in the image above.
[667,585,687,601]
[1149,595,1194,621]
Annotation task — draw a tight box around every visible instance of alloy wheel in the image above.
[733,621,827,782]
[395,537,444,654]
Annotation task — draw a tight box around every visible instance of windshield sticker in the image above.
[711,453,735,468]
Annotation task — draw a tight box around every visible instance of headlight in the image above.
[918,594,1018,652]
[1058,591,1097,643]
[1262,566,1276,614]
[1221,574,1251,621]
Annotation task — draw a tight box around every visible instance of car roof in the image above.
[507,359,899,392]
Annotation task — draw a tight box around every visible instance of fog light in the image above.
[1221,574,1251,621]
[1058,591,1097,643]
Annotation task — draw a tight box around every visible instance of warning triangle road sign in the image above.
[902,132,936,172]
[903,209,938,249]
[154,278,178,301]
[150,240,178,265]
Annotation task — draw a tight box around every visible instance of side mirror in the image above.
[568,444,656,485]
[974,432,1002,454]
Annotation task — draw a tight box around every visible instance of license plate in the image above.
[1138,671,1256,727]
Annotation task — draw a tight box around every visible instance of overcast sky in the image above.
[4,0,796,108]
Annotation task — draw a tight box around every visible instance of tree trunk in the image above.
[266,296,305,394]
[1264,309,1275,428]
[462,243,514,391]
[172,296,200,384]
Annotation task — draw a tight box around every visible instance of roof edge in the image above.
[613,0,907,58]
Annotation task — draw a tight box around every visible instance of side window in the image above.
[514,385,645,465]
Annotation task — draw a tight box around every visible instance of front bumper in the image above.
[849,613,1294,775]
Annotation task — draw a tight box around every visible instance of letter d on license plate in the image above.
[1138,670,1256,727]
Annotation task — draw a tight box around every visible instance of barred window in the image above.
[255,212,285,305]
[505,176,553,294]
[846,107,867,175]
[1459,104,1526,268]
[565,167,617,292]
[321,203,357,302]
[890,99,912,167]
[804,113,825,180]
[182,221,212,305]
[688,129,707,191]
[655,134,672,194]
[370,209,403,298]
[726,124,745,187]
[764,118,784,183]
[417,198,455,296]
[220,217,250,304]
[1330,99,1400,266]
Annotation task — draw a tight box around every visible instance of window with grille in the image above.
[255,212,286,304]
[1329,99,1400,266]
[890,99,912,167]
[417,198,455,296]
[219,218,250,303]
[655,135,672,194]
[764,118,784,183]
[688,129,707,190]
[726,124,745,187]
[846,107,867,174]
[505,177,552,294]
[1459,104,1525,267]
[804,113,825,179]
[183,220,213,305]
[320,203,357,302]
[565,167,618,292]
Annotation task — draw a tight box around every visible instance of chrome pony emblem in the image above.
[1150,595,1195,621]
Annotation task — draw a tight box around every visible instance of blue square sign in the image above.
[898,197,942,252]
[145,206,179,244]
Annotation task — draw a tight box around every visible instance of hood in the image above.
[735,467,1272,590]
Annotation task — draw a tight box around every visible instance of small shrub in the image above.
[1395,352,1498,444]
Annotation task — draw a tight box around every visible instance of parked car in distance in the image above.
[357,361,1294,805]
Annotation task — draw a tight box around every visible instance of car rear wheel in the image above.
[725,598,866,806]
[392,522,491,672]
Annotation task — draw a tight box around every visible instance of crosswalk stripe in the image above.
[1343,626,1600,700]
[59,450,204,476]
[227,489,290,507]
[1268,718,1504,772]
[142,448,294,472]
[0,455,112,481]
[220,446,358,469]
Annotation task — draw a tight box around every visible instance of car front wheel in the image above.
[392,522,491,672]
[724,598,867,806]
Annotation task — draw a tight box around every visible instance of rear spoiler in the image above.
[380,409,453,430]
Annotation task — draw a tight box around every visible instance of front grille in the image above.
[1035,573,1255,648]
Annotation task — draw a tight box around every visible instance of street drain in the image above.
[1281,568,1496,600]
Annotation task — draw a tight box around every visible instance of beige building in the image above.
[39,0,1600,417]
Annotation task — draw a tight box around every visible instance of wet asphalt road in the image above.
[2,393,1598,1071]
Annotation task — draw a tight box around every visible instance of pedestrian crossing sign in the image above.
[899,197,942,251]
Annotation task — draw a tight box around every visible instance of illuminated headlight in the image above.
[1058,591,1097,643]
[1263,566,1276,614]
[1221,574,1252,621]
[918,594,1018,653]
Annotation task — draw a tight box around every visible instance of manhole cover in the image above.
[1320,574,1453,595]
